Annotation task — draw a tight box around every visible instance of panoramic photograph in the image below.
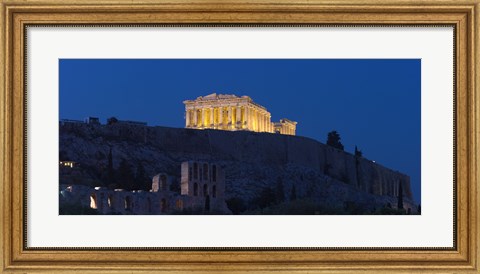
[58,59,421,215]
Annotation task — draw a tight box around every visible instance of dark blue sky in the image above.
[60,59,421,203]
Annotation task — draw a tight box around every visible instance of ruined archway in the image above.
[193,163,198,179]
[107,195,113,208]
[193,183,198,196]
[89,194,97,209]
[176,199,183,210]
[203,163,208,180]
[160,174,167,191]
[203,184,208,197]
[125,196,131,211]
[212,165,217,182]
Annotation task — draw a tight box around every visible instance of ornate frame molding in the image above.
[1,0,478,272]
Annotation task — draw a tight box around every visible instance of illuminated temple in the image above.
[184,93,297,135]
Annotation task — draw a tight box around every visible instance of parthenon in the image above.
[183,93,297,135]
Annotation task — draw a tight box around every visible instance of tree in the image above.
[290,185,297,201]
[323,163,332,175]
[59,204,98,215]
[253,187,277,209]
[354,145,362,188]
[59,150,69,161]
[107,117,118,125]
[118,158,135,190]
[226,197,247,214]
[326,130,344,151]
[169,178,181,193]
[134,161,150,191]
[354,145,363,157]
[107,147,115,186]
[397,182,404,210]
[275,177,285,203]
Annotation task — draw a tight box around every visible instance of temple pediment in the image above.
[201,93,218,99]
[198,93,239,100]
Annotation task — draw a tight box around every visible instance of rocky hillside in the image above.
[59,122,418,214]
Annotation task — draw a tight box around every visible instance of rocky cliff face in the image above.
[59,122,417,213]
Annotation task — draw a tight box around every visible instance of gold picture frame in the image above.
[1,0,478,272]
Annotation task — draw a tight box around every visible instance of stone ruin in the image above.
[59,161,231,215]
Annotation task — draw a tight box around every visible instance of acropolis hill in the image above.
[59,121,418,214]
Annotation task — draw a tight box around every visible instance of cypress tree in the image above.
[397,182,404,210]
[107,147,115,186]
[326,130,344,151]
[118,158,134,190]
[205,195,210,212]
[276,177,285,203]
[290,185,297,201]
[135,162,149,190]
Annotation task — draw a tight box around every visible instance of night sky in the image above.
[59,59,421,203]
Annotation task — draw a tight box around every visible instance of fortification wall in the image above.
[151,127,413,200]
[60,123,414,200]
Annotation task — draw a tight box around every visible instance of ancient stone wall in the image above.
[148,127,413,200]
[60,123,414,200]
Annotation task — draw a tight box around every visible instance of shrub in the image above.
[59,204,98,215]
[226,197,247,214]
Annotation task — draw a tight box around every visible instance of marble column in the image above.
[261,113,264,132]
[259,112,262,132]
[231,106,236,129]
[263,115,267,132]
[218,107,223,129]
[262,113,266,132]
[236,106,241,129]
[210,108,214,128]
[243,106,247,129]
[245,106,253,130]
[201,108,205,128]
[193,109,198,127]
[253,110,257,131]
[267,116,272,132]
[257,111,261,132]
[213,107,217,127]
[185,109,190,127]
[252,108,255,130]
[257,111,261,131]
[227,106,233,129]
[249,107,253,130]
[256,110,260,131]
